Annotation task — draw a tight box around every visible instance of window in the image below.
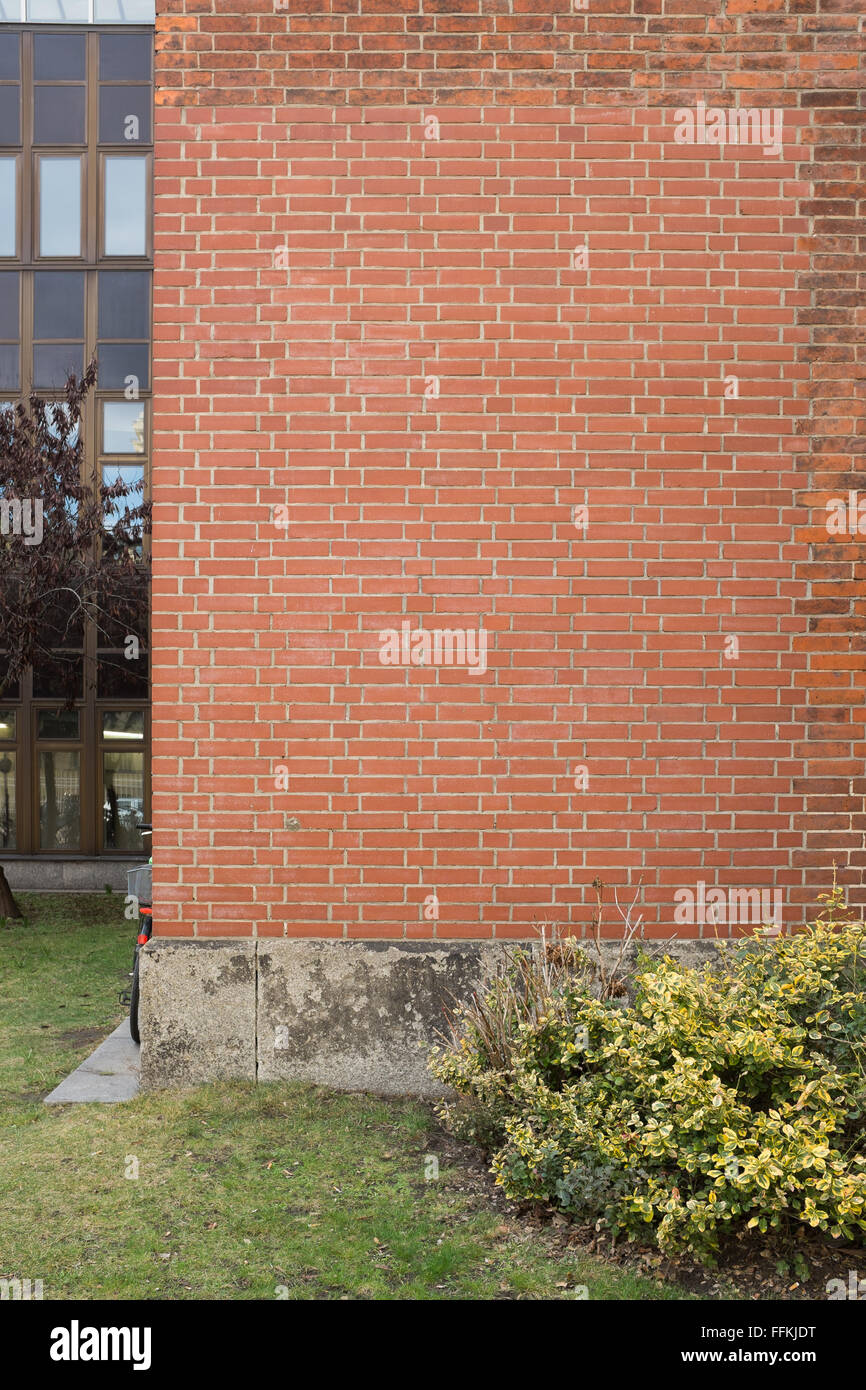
[0,24,152,856]
[37,156,83,257]
[1,2,155,21]
[0,160,16,258]
[103,154,147,255]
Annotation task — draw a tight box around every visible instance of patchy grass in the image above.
[0,895,703,1301]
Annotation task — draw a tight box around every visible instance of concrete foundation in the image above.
[1,858,144,892]
[138,935,723,1096]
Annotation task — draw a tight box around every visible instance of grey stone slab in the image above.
[138,938,256,1089]
[257,939,511,1097]
[44,1019,140,1104]
[2,858,144,892]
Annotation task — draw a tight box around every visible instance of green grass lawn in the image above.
[0,894,700,1301]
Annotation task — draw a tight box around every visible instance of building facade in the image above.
[1,2,864,1090]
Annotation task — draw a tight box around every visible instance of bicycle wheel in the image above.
[129,950,141,1044]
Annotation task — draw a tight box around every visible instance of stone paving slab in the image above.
[44,1019,140,1104]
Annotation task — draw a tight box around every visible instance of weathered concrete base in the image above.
[139,939,256,1090]
[138,935,725,1096]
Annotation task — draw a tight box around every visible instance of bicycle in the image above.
[125,823,152,1045]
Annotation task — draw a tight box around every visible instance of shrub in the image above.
[429,892,866,1264]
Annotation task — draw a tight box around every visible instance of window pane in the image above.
[0,656,20,701]
[38,748,80,851]
[103,749,144,850]
[104,156,146,256]
[34,34,86,81]
[0,749,15,850]
[100,33,152,82]
[0,87,20,147]
[0,271,18,336]
[0,344,18,392]
[97,648,148,699]
[96,343,149,392]
[99,87,151,145]
[34,270,84,339]
[0,0,18,18]
[102,709,144,739]
[0,161,15,257]
[103,402,144,454]
[39,157,81,256]
[33,342,83,388]
[98,270,150,338]
[0,36,19,81]
[34,86,86,145]
[37,708,79,739]
[95,0,156,21]
[32,653,82,699]
[102,461,144,533]
[28,0,89,19]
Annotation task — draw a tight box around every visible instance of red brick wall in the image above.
[151,0,865,939]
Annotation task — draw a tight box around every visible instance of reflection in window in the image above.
[104,156,146,256]
[0,161,16,257]
[39,157,82,257]
[34,343,84,390]
[95,0,156,21]
[39,748,80,850]
[97,648,148,699]
[32,653,83,700]
[101,461,144,537]
[0,749,14,850]
[103,402,144,454]
[102,709,144,740]
[38,708,80,739]
[28,0,89,20]
[103,748,144,849]
[0,710,16,739]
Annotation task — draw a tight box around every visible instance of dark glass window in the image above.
[99,86,150,145]
[0,344,18,392]
[34,271,85,339]
[0,272,18,337]
[38,708,80,739]
[98,270,150,337]
[34,34,86,81]
[96,343,149,391]
[0,86,20,146]
[34,85,86,145]
[33,343,84,389]
[0,35,20,82]
[98,649,148,699]
[99,32,152,82]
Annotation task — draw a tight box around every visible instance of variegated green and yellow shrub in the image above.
[429,891,866,1264]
